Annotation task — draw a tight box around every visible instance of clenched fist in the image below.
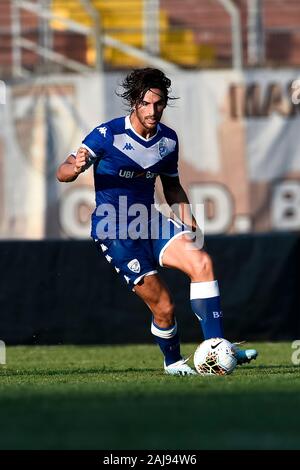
[74,147,90,174]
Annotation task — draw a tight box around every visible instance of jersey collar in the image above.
[125,115,161,142]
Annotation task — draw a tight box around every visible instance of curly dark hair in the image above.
[117,68,176,107]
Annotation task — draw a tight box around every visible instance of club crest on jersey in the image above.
[127,259,141,273]
[158,137,169,158]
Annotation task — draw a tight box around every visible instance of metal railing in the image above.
[218,0,242,70]
[11,0,179,78]
[1,1,300,80]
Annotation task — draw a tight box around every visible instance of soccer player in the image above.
[57,68,257,375]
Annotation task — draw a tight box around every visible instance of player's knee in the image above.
[189,251,214,281]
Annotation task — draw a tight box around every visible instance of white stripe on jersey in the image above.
[113,133,176,169]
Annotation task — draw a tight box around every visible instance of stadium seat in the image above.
[50,0,205,68]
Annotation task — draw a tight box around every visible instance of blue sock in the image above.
[190,280,224,339]
[151,320,182,366]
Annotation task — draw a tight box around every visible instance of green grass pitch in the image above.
[0,343,300,450]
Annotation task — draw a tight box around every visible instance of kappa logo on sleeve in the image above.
[97,126,107,137]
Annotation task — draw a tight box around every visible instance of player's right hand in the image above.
[74,147,90,174]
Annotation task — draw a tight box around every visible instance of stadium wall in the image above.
[1,234,299,345]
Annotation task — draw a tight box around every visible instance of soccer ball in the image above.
[194,337,237,376]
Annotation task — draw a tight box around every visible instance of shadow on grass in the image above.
[0,387,300,450]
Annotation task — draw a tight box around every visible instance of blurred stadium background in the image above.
[0,0,300,344]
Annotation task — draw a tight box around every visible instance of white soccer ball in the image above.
[194,337,237,376]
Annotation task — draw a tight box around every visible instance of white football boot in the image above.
[164,357,197,376]
[232,342,258,365]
